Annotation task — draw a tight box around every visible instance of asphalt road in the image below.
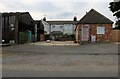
[2,42,119,77]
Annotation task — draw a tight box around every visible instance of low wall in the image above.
[112,30,120,42]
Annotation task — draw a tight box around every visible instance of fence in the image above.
[112,30,120,42]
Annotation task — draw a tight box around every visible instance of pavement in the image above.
[30,41,79,46]
[1,42,119,77]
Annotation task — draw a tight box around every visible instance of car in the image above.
[1,39,15,46]
[46,40,51,43]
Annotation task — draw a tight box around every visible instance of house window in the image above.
[65,26,69,29]
[65,26,67,29]
[52,26,55,29]
[97,26,105,34]
[60,26,63,29]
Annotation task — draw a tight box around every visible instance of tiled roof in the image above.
[78,9,113,24]
[47,21,78,25]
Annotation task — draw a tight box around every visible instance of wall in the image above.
[41,20,50,34]
[50,24,74,35]
[75,24,81,43]
[51,24,64,33]
[40,34,45,41]
[2,15,16,43]
[112,30,120,42]
[90,24,113,42]
[63,24,74,35]
[75,24,113,43]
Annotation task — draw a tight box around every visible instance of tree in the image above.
[109,1,120,29]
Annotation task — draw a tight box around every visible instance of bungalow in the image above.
[2,12,34,44]
[75,9,113,43]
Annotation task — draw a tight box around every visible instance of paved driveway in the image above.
[2,42,119,77]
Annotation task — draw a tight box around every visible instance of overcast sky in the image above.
[0,0,115,22]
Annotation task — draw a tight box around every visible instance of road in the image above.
[2,42,119,77]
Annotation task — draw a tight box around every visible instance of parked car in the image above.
[46,40,51,43]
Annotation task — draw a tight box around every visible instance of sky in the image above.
[0,0,116,22]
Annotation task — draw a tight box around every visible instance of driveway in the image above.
[2,42,119,77]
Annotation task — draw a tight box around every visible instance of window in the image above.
[97,26,105,34]
[60,26,63,29]
[64,24,70,29]
[52,26,55,29]
[65,26,68,29]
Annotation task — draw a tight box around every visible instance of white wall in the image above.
[41,20,50,34]
[63,24,74,35]
[50,24,75,35]
[51,24,64,33]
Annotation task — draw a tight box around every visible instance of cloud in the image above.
[0,3,8,11]
[48,11,74,19]
[29,11,43,20]
[0,0,115,22]
[0,0,114,2]
[0,2,29,12]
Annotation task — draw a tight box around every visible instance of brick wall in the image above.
[75,24,113,43]
[40,34,45,41]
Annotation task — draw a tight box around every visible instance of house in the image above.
[42,17,78,41]
[2,12,34,44]
[75,9,113,43]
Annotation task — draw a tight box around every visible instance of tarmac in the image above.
[1,41,119,77]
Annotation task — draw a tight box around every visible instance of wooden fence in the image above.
[112,30,120,42]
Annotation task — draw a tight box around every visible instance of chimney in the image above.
[73,16,77,21]
[43,14,46,21]
[43,17,46,21]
